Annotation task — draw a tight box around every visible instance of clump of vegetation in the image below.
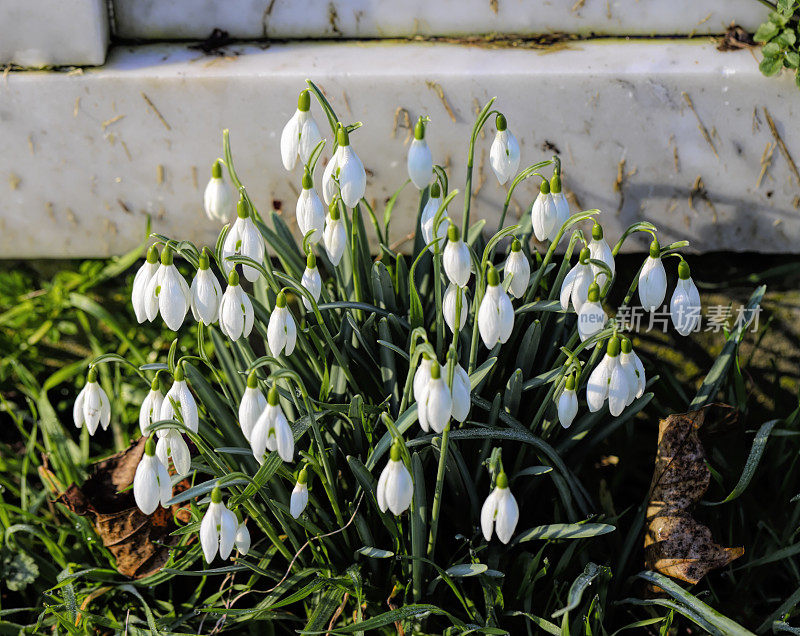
[755,0,800,85]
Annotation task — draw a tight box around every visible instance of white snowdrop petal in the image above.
[239,388,266,442]
[443,284,468,333]
[235,522,251,555]
[376,461,390,513]
[385,461,413,515]
[280,111,301,171]
[480,490,498,541]
[497,292,515,343]
[170,433,192,476]
[425,378,452,434]
[586,356,612,412]
[478,286,502,348]
[494,490,520,544]
[638,256,667,312]
[577,301,607,343]
[299,117,322,165]
[301,267,322,310]
[156,459,173,506]
[571,266,593,314]
[218,507,238,560]
[557,389,579,429]
[274,413,294,462]
[607,360,629,417]
[338,146,367,208]
[443,240,471,288]
[133,456,159,515]
[560,266,578,311]
[505,250,531,299]
[132,262,158,323]
[407,138,434,190]
[451,364,471,423]
[200,505,219,563]
[83,383,102,435]
[290,483,309,518]
[73,386,86,429]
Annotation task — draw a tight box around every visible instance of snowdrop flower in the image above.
[200,487,238,563]
[290,467,310,519]
[144,245,191,331]
[480,472,519,544]
[489,114,520,185]
[413,354,433,406]
[218,270,254,341]
[638,239,666,312]
[531,180,557,243]
[322,125,366,208]
[420,183,450,253]
[139,376,164,436]
[377,439,413,516]
[586,336,634,416]
[300,252,322,310]
[133,437,172,515]
[190,249,222,325]
[670,260,701,336]
[407,117,434,190]
[557,374,579,429]
[235,521,250,555]
[323,200,347,266]
[577,283,607,344]
[550,173,570,240]
[450,362,471,423]
[417,361,452,434]
[222,199,265,283]
[443,283,468,333]
[443,225,471,287]
[73,367,110,436]
[238,372,266,442]
[160,365,199,434]
[280,89,322,171]
[156,428,191,477]
[251,385,294,463]
[267,291,297,357]
[478,266,514,348]
[504,239,530,299]
[560,247,593,313]
[132,245,159,323]
[203,159,234,224]
[619,337,645,405]
[296,168,325,244]
[588,223,615,289]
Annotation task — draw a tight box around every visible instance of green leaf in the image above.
[356,546,395,558]
[515,523,616,543]
[761,55,784,76]
[551,562,609,618]
[786,50,800,68]
[302,604,455,634]
[705,419,779,505]
[763,41,782,57]
[445,563,488,577]
[515,466,553,478]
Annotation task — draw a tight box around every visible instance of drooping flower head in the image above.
[478,265,514,348]
[376,439,413,516]
[296,167,325,244]
[203,159,234,224]
[200,486,238,563]
[323,199,347,266]
[73,366,111,436]
[280,89,323,171]
[417,361,452,434]
[218,269,254,341]
[238,371,266,442]
[132,245,159,323]
[139,374,164,436]
[586,335,636,416]
[251,384,294,463]
[222,198,265,283]
[531,179,557,243]
[489,113,520,185]
[670,259,701,336]
[190,248,222,326]
[267,291,297,357]
[144,245,191,331]
[156,428,192,477]
[443,283,468,333]
[133,436,172,515]
[420,182,449,253]
[480,471,519,544]
[290,467,310,519]
[588,222,615,289]
[301,252,322,310]
[549,171,570,242]
[443,224,471,288]
[504,239,530,299]
[560,247,593,313]
[450,362,471,423]
[557,373,579,429]
[577,282,607,344]
[407,116,434,190]
[159,363,199,434]
[638,239,667,312]
[322,124,366,208]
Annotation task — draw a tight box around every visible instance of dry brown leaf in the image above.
[57,437,192,579]
[645,406,744,585]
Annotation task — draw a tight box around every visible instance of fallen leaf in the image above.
[57,436,192,579]
[645,406,744,585]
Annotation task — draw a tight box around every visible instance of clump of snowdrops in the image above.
[71,81,702,633]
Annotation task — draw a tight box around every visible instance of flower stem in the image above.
[426,421,451,562]
[461,98,497,234]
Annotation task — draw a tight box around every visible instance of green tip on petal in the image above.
[430,363,441,380]
[649,239,660,259]
[198,251,210,270]
[621,337,632,354]
[211,486,222,504]
[389,439,403,462]
[539,180,551,195]
[301,168,313,190]
[237,198,249,219]
[150,375,160,391]
[145,436,156,456]
[579,247,591,263]
[298,467,308,484]
[247,371,258,389]
[228,269,239,286]
[146,244,159,264]
[496,472,509,489]
[607,335,621,357]
[306,252,316,269]
[267,384,279,406]
[276,291,287,308]
[495,113,507,132]
[414,117,426,140]
[678,259,691,280]
[211,159,223,179]
[174,364,185,382]
[337,126,349,147]
[587,282,600,302]
[511,239,521,252]
[487,266,500,287]
[429,182,441,198]
[87,366,98,383]
[565,374,576,391]
[421,352,431,361]
[550,173,562,194]
[592,223,603,240]
[447,224,460,242]
[329,199,341,220]
[297,89,311,112]
[160,246,174,266]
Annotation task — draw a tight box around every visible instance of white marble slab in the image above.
[1,40,797,257]
[0,0,109,67]
[111,0,766,39]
